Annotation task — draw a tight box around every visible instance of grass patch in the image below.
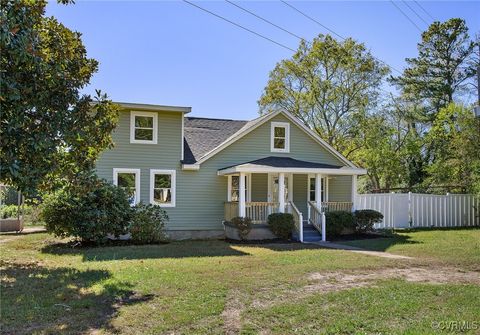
[242,280,480,335]
[0,229,479,334]
[339,227,480,269]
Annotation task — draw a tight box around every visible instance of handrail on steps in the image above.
[287,201,303,243]
[307,201,326,242]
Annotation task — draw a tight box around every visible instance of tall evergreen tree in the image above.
[391,18,477,120]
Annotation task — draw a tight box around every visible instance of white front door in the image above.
[268,173,293,203]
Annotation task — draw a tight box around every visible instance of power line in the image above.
[413,0,435,21]
[280,0,403,76]
[401,0,429,26]
[390,0,423,32]
[225,0,304,41]
[280,0,345,41]
[182,0,296,53]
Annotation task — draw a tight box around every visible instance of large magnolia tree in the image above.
[0,0,119,195]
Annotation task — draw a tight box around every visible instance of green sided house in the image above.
[95,102,366,242]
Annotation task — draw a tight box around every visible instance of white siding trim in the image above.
[130,111,158,144]
[270,121,290,153]
[113,168,141,205]
[181,112,184,161]
[150,169,176,207]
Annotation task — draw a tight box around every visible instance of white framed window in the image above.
[270,122,290,152]
[150,169,176,207]
[308,175,327,202]
[227,174,251,202]
[113,168,141,205]
[130,111,158,144]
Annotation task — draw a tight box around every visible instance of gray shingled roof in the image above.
[219,156,342,171]
[183,117,248,164]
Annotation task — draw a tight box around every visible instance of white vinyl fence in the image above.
[355,193,480,229]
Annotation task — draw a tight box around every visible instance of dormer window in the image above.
[271,122,290,153]
[130,111,158,144]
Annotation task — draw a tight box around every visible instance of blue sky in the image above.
[46,1,480,119]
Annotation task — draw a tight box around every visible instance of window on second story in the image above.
[130,111,158,144]
[271,122,290,152]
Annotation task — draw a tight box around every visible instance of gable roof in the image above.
[183,117,248,164]
[183,110,357,168]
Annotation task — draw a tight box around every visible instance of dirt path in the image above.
[223,265,479,333]
[252,266,480,309]
[221,289,245,335]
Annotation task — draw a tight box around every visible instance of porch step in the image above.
[301,223,322,242]
[303,235,322,242]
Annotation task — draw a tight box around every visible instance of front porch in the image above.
[224,201,354,224]
[219,157,365,242]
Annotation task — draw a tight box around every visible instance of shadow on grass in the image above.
[40,239,323,262]
[0,262,152,334]
[340,233,421,252]
[41,240,252,261]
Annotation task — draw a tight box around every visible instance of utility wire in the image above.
[401,0,429,26]
[413,0,435,21]
[390,0,423,32]
[225,0,304,41]
[280,0,345,40]
[182,0,296,52]
[280,0,403,75]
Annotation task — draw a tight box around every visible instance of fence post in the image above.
[389,192,394,230]
[408,191,412,227]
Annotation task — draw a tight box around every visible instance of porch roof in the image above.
[217,156,367,176]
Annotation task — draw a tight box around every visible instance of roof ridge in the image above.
[186,116,248,122]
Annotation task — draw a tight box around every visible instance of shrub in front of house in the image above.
[130,203,169,244]
[42,177,132,244]
[325,210,355,238]
[267,213,294,239]
[354,209,383,233]
[230,216,252,240]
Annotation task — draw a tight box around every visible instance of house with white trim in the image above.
[96,102,366,241]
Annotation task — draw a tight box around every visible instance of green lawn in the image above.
[339,227,480,269]
[1,229,479,334]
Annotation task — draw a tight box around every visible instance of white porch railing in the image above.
[308,201,326,241]
[224,202,279,224]
[246,202,279,224]
[286,201,303,242]
[321,202,353,212]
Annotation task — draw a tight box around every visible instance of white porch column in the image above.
[239,173,246,217]
[315,173,322,209]
[278,172,285,213]
[351,175,357,212]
